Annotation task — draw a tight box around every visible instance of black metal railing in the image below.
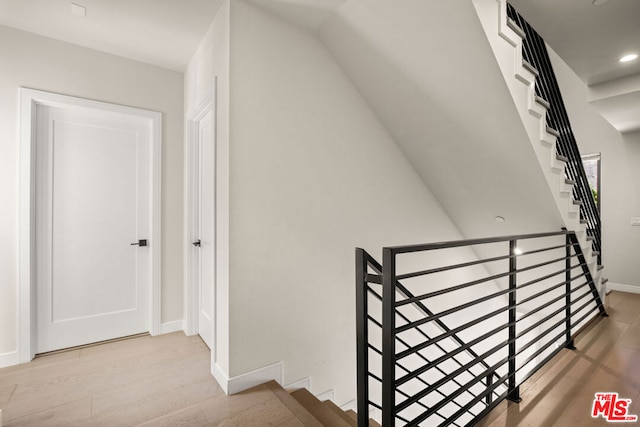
[356,230,607,426]
[506,3,602,265]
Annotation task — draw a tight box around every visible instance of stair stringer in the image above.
[472,0,604,298]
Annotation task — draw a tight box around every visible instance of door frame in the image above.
[184,89,216,338]
[18,88,162,362]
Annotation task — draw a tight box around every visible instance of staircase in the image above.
[473,0,605,301]
[249,380,380,427]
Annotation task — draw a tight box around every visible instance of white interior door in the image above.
[196,109,216,350]
[35,103,152,353]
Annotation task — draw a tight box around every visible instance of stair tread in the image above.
[265,381,324,427]
[522,60,539,76]
[323,400,356,426]
[535,95,550,110]
[556,154,569,162]
[290,388,352,427]
[506,17,526,39]
[546,126,560,137]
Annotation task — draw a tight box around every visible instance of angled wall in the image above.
[226,0,473,404]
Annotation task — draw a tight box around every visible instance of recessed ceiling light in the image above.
[592,0,609,5]
[620,54,638,63]
[71,2,87,17]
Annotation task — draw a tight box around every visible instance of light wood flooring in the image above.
[1,291,639,426]
[0,333,310,426]
[478,290,640,426]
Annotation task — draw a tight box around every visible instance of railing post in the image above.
[382,248,396,426]
[507,239,521,403]
[565,235,577,350]
[355,249,369,427]
[485,371,494,406]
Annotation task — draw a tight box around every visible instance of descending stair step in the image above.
[586,235,595,241]
[573,200,583,206]
[290,389,352,427]
[598,265,605,271]
[546,126,560,137]
[556,154,569,163]
[265,381,323,427]
[323,400,356,426]
[565,178,576,186]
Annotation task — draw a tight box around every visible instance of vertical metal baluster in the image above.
[507,240,521,403]
[355,249,369,427]
[382,248,396,426]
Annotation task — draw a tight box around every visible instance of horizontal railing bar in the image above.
[516,339,568,388]
[517,305,567,341]
[386,230,571,254]
[571,306,599,330]
[517,280,570,308]
[366,274,382,284]
[366,287,382,301]
[396,318,514,386]
[438,377,511,427]
[571,298,599,321]
[396,253,513,281]
[368,401,382,411]
[393,279,502,384]
[396,314,510,365]
[404,305,511,354]
[517,292,567,324]
[398,255,575,307]
[368,344,382,356]
[517,267,586,296]
[391,302,486,399]
[396,286,512,332]
[515,315,568,360]
[395,241,572,281]
[399,355,512,420]
[367,316,382,329]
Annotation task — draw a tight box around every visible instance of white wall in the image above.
[184,0,232,379]
[227,0,475,404]
[0,25,184,359]
[549,47,640,291]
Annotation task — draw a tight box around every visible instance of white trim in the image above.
[607,282,640,294]
[184,90,215,337]
[212,361,283,395]
[340,399,356,412]
[160,320,185,335]
[284,377,311,391]
[18,88,162,361]
[315,389,335,402]
[0,351,19,369]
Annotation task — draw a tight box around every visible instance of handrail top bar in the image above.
[384,230,574,254]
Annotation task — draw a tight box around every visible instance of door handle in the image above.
[130,239,148,247]
[192,239,201,247]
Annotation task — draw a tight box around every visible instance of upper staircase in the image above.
[473,0,605,299]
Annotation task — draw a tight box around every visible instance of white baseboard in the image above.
[607,282,640,294]
[340,399,356,412]
[159,320,185,335]
[284,377,310,391]
[315,389,335,402]
[212,361,283,395]
[0,351,19,369]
